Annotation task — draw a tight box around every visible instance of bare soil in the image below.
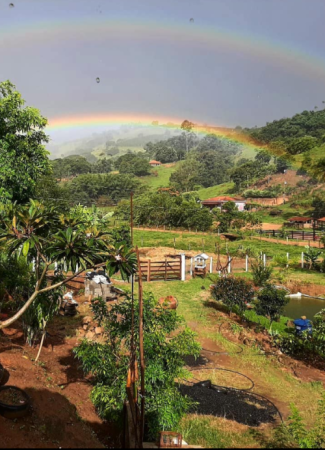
[0,305,121,449]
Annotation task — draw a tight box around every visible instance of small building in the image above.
[287,217,313,229]
[316,217,325,229]
[201,196,246,212]
[149,160,162,167]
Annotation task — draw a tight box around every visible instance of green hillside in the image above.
[141,163,180,189]
[196,182,234,200]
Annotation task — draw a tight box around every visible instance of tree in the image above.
[256,285,289,326]
[74,293,200,440]
[92,157,112,174]
[255,150,271,165]
[115,153,151,176]
[0,200,137,329]
[0,80,51,203]
[312,197,325,219]
[181,120,194,154]
[169,155,202,192]
[155,144,178,163]
[275,156,290,173]
[311,158,325,182]
[211,276,254,317]
[287,136,318,155]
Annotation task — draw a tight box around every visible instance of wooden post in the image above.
[246,254,249,272]
[301,252,304,269]
[190,258,193,277]
[210,257,213,274]
[287,252,289,269]
[147,260,151,282]
[136,248,145,447]
[130,192,134,247]
[228,256,231,274]
[263,254,266,268]
[165,259,167,281]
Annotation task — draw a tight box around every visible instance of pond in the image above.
[284,296,325,321]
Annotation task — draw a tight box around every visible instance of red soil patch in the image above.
[0,316,121,449]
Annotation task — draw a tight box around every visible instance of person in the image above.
[294,316,313,335]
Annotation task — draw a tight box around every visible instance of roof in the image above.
[194,253,209,260]
[317,217,325,222]
[202,196,245,204]
[149,160,161,164]
[289,217,312,222]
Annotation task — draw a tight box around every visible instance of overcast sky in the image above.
[1,0,325,144]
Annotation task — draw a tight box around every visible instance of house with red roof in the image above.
[201,196,246,211]
[149,160,162,167]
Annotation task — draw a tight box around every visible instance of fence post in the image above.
[228,256,232,274]
[291,231,294,240]
[263,254,266,268]
[190,258,193,277]
[75,264,79,274]
[210,257,213,274]
[246,254,249,272]
[302,231,305,241]
[286,253,289,269]
[165,259,167,281]
[313,228,316,242]
[180,254,186,281]
[147,260,151,282]
[301,252,304,269]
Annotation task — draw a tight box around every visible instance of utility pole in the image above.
[130,191,134,246]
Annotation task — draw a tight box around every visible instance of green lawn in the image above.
[196,182,234,200]
[142,276,324,447]
[133,229,306,259]
[141,163,180,189]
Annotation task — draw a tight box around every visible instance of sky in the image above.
[0,0,325,144]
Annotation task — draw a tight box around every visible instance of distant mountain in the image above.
[48,125,182,160]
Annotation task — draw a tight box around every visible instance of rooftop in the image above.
[202,196,245,203]
[289,217,312,222]
[149,160,161,164]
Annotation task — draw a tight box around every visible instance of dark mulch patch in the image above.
[180,384,278,427]
[183,354,210,367]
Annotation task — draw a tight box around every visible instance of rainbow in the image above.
[1,17,325,83]
[46,113,266,153]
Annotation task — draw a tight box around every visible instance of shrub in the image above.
[256,285,289,326]
[90,297,108,327]
[211,276,254,317]
[251,258,273,286]
[74,293,200,440]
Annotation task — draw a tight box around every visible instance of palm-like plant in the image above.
[106,245,138,281]
[0,201,137,329]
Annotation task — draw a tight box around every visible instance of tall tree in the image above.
[0,80,51,203]
[181,120,194,154]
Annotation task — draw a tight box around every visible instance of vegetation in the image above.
[211,276,254,316]
[255,285,289,326]
[75,293,200,440]
[0,81,51,203]
[115,189,213,231]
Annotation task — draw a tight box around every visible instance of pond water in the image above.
[284,296,325,320]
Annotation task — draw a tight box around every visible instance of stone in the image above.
[78,330,86,338]
[83,325,88,331]
[95,327,103,335]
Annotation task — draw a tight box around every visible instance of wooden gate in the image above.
[137,257,182,282]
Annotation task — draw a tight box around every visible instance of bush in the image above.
[251,259,273,286]
[74,293,200,440]
[211,276,254,316]
[256,285,289,326]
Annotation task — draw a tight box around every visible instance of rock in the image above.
[83,325,88,331]
[85,331,95,340]
[82,316,92,325]
[95,327,103,335]
[78,330,86,338]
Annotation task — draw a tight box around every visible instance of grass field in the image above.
[142,276,324,448]
[196,182,234,200]
[133,229,307,259]
[141,163,180,189]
